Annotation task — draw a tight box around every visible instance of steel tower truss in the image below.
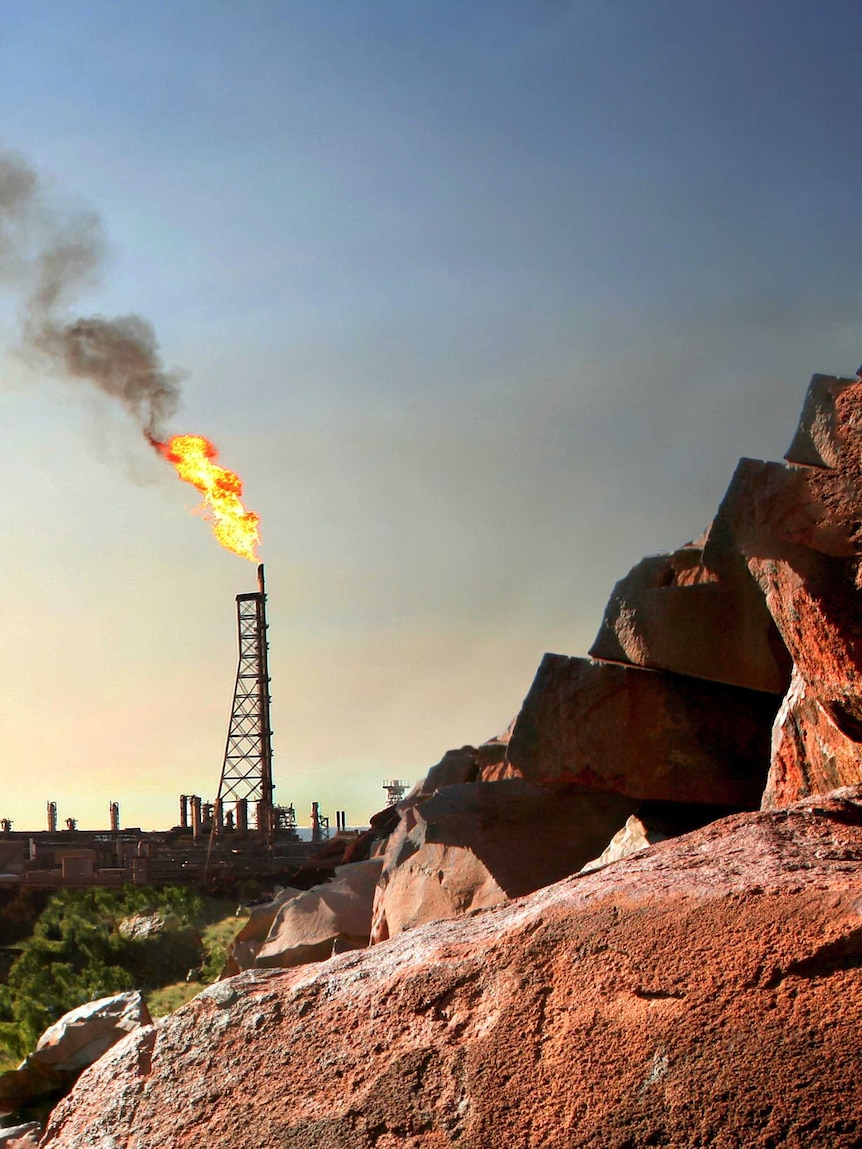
[216,564,274,833]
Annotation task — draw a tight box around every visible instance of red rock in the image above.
[590,540,790,694]
[40,791,862,1148]
[763,666,862,808]
[405,736,511,803]
[705,455,862,749]
[784,372,858,468]
[0,1126,40,1149]
[370,779,637,942]
[221,886,302,977]
[254,858,383,969]
[504,654,776,806]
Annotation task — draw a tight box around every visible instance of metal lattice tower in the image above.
[215,563,274,837]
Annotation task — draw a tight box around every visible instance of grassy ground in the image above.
[0,891,248,1065]
[146,912,247,1018]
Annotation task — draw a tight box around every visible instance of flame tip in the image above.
[158,431,261,560]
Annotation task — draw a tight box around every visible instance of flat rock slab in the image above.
[40,790,862,1149]
[504,653,776,807]
[590,545,790,694]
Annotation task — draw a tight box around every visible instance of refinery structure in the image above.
[0,566,391,889]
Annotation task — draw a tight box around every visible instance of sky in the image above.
[2,0,862,831]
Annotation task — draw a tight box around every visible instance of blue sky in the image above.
[1,1,862,829]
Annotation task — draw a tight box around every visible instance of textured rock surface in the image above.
[254,858,383,969]
[505,653,777,806]
[763,666,862,808]
[703,379,862,802]
[589,540,790,694]
[40,790,862,1149]
[784,372,858,468]
[707,456,862,733]
[0,1124,40,1149]
[370,779,637,942]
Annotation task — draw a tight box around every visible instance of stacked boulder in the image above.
[223,374,862,966]
[372,373,862,942]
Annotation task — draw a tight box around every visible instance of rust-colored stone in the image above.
[784,372,858,469]
[40,791,862,1148]
[590,541,790,694]
[504,653,777,806]
[763,666,862,807]
[370,779,636,943]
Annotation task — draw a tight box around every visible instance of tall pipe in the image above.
[191,795,202,841]
[109,802,120,833]
[47,801,57,833]
[179,794,189,830]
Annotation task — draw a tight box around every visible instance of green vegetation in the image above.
[0,886,242,1066]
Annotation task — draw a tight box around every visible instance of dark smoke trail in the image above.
[0,147,182,442]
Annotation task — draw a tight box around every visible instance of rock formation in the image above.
[254,858,383,969]
[370,779,637,943]
[28,372,862,1145]
[39,791,862,1148]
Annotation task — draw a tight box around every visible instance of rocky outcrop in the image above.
[0,992,151,1116]
[589,537,790,694]
[370,779,637,942]
[40,791,862,1149]
[353,373,862,958]
[220,886,302,977]
[784,371,857,468]
[504,653,776,806]
[254,858,383,969]
[764,666,862,808]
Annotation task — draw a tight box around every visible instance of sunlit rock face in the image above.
[369,779,637,943]
[39,792,862,1149]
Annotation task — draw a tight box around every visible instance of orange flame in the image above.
[154,433,261,562]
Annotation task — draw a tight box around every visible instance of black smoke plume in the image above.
[0,147,181,441]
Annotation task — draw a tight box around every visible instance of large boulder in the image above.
[221,886,302,977]
[705,450,862,791]
[589,538,790,694]
[504,653,777,806]
[254,858,383,969]
[370,779,637,942]
[39,790,862,1149]
[784,372,858,468]
[0,992,151,1115]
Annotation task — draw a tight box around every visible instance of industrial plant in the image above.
[0,566,383,890]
